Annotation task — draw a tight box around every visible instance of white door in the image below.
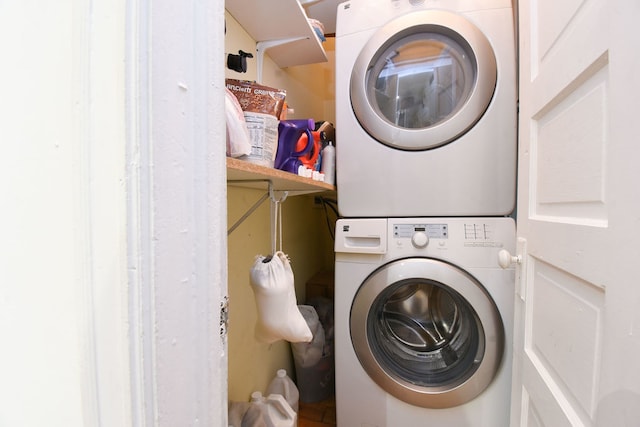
[511,0,640,425]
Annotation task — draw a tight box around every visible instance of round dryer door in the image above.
[350,258,504,409]
[350,10,497,150]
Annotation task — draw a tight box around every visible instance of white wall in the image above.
[0,0,228,425]
[0,1,131,425]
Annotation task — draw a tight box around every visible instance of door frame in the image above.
[125,0,228,424]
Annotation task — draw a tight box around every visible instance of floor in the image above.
[298,395,336,427]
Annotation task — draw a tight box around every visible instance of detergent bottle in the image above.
[320,140,335,185]
[274,119,315,173]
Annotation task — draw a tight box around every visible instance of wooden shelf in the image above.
[227,157,335,194]
[225,0,327,68]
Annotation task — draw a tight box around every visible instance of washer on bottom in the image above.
[334,217,515,426]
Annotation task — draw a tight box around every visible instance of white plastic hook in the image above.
[269,185,289,204]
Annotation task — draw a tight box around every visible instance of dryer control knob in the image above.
[411,231,429,248]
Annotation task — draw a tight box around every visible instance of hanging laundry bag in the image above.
[248,186,311,344]
[249,252,312,344]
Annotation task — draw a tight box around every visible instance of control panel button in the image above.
[411,231,429,248]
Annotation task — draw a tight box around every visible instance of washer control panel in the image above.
[393,223,448,249]
[393,223,449,239]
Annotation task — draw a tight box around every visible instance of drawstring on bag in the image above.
[263,188,287,263]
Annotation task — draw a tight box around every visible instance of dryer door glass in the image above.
[350,10,497,150]
[372,33,474,131]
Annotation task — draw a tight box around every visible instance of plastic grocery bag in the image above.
[249,251,312,344]
[291,305,325,368]
[225,87,252,158]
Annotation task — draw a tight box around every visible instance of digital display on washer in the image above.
[393,224,448,238]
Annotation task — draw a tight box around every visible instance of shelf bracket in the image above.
[227,180,289,235]
[256,37,307,83]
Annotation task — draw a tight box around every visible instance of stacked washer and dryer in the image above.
[333,0,517,426]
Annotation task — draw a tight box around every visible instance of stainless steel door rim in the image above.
[350,257,504,408]
[350,9,497,150]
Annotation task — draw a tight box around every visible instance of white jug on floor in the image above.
[266,369,299,413]
[250,391,297,427]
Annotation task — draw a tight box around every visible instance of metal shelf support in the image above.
[227,180,289,235]
[256,37,306,83]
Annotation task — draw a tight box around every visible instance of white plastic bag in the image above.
[291,305,325,368]
[225,87,252,158]
[249,251,312,344]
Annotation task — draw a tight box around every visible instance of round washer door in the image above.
[350,9,497,150]
[350,258,504,409]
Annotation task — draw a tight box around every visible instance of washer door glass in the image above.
[350,10,497,150]
[350,258,504,409]
[371,279,482,387]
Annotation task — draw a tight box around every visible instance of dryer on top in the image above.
[335,0,517,217]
